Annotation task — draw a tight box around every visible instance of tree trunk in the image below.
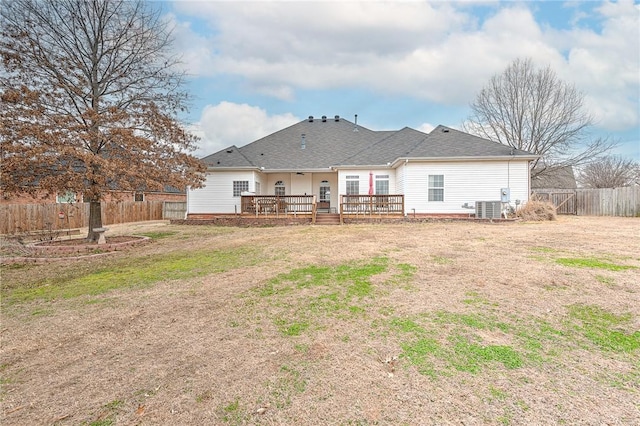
[87,199,103,242]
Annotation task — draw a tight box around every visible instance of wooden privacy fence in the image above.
[0,200,169,235]
[162,202,187,220]
[533,186,640,217]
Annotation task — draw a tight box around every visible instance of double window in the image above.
[428,175,444,201]
[375,175,389,195]
[346,175,359,195]
[233,181,249,197]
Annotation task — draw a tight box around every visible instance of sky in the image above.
[163,0,640,161]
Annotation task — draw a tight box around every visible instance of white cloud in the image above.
[191,102,299,156]
[171,1,639,132]
[417,123,436,134]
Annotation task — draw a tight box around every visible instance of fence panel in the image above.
[534,186,639,217]
[1,200,166,235]
[576,186,640,217]
[163,202,187,219]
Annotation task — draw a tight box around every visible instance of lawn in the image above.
[1,216,639,425]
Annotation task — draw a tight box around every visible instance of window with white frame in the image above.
[233,180,249,197]
[428,175,444,201]
[375,175,389,195]
[346,175,359,195]
[56,191,77,203]
[275,180,285,196]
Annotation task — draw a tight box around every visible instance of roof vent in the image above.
[353,114,359,132]
[308,116,314,122]
[334,115,340,121]
[322,115,327,122]
[441,128,449,133]
[226,149,233,153]
[301,133,306,150]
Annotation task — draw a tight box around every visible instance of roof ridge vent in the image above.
[322,115,327,122]
[308,116,314,122]
[441,127,449,133]
[334,115,340,121]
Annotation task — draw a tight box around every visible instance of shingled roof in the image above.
[201,117,536,170]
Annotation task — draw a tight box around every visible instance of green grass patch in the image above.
[390,317,427,334]
[390,308,571,377]
[275,319,309,336]
[137,231,177,239]
[567,305,640,352]
[401,338,442,377]
[450,338,523,373]
[253,257,408,337]
[5,247,262,304]
[434,311,511,332]
[556,257,635,271]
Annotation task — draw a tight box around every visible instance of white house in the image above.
[187,115,536,219]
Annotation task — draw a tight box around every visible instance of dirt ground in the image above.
[1,216,639,425]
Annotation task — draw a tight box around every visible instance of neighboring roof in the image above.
[531,166,577,189]
[202,117,536,171]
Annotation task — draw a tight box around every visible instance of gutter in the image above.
[389,155,539,168]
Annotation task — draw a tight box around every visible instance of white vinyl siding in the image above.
[338,170,397,197]
[188,171,259,214]
[403,160,530,214]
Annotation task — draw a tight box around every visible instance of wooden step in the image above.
[315,213,341,225]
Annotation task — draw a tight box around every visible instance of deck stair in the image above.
[315,213,341,225]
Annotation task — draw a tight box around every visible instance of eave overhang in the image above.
[389,155,539,167]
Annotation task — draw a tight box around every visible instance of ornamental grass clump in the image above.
[517,200,557,221]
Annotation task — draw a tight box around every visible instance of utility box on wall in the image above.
[500,188,510,203]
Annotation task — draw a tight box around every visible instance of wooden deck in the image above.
[236,194,406,224]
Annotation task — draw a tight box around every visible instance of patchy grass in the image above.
[388,305,612,378]
[136,231,177,239]
[556,257,636,272]
[4,247,262,304]
[567,305,640,353]
[251,257,414,337]
[3,218,639,425]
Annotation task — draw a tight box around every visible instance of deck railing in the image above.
[241,195,316,215]
[340,194,404,215]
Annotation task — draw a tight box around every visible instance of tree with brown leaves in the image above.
[1,0,205,241]
[463,58,615,181]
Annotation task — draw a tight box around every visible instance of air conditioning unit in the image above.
[476,201,503,219]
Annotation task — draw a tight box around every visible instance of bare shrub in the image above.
[517,199,557,221]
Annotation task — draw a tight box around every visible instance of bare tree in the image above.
[578,155,639,188]
[463,58,615,180]
[1,0,205,241]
